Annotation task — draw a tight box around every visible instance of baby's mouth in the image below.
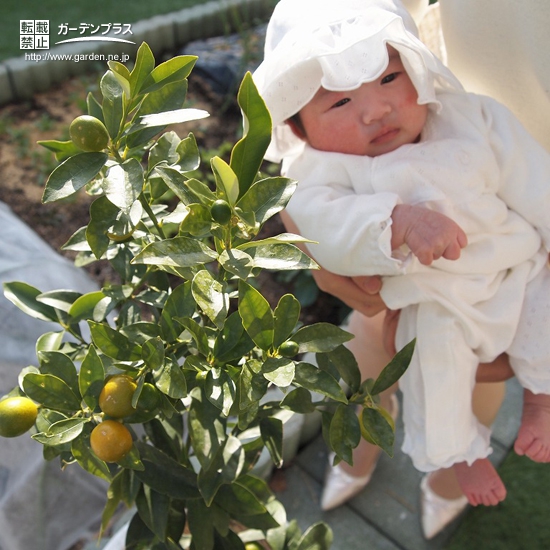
[371,128,400,144]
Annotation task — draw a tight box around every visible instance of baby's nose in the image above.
[361,100,391,124]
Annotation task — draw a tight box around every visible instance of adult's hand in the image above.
[279,211,387,317]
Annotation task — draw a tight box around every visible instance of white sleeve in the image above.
[284,152,406,277]
[483,96,550,250]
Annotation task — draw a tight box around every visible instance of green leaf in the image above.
[142,337,165,371]
[148,130,181,170]
[32,417,88,446]
[127,79,189,148]
[37,139,81,162]
[129,42,156,96]
[35,331,64,353]
[205,368,235,416]
[72,429,112,482]
[160,281,195,342]
[211,156,239,205]
[152,358,187,399]
[188,388,226,468]
[100,70,124,139]
[326,344,362,395]
[23,373,81,411]
[237,177,297,225]
[262,357,295,388]
[292,323,354,353]
[38,351,79,396]
[3,281,58,322]
[152,166,195,204]
[135,484,171,542]
[107,61,131,98]
[88,320,143,361]
[329,404,361,464]
[103,159,144,211]
[230,72,272,197]
[186,499,215,550]
[87,195,120,259]
[177,132,201,172]
[238,281,274,351]
[178,317,209,357]
[244,242,318,271]
[218,248,254,279]
[293,362,347,403]
[198,435,245,505]
[213,312,255,363]
[140,55,197,95]
[280,387,316,414]
[79,345,105,410]
[260,416,283,468]
[371,338,415,395]
[68,291,106,322]
[134,441,199,499]
[42,152,107,203]
[360,407,395,457]
[36,289,81,312]
[273,294,300,348]
[192,269,228,329]
[132,236,218,268]
[296,522,333,550]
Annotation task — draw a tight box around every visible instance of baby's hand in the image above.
[391,204,468,265]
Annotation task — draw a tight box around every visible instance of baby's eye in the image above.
[381,72,399,84]
[331,97,350,108]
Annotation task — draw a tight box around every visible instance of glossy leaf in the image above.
[132,236,218,268]
[88,320,143,361]
[140,55,197,95]
[42,152,107,203]
[87,195,120,259]
[211,156,239,206]
[262,357,295,388]
[238,280,273,351]
[152,358,187,399]
[129,42,156,96]
[230,72,272,197]
[192,269,228,329]
[32,417,88,446]
[237,177,297,225]
[296,522,333,550]
[260,416,283,468]
[103,159,144,211]
[38,350,79,396]
[134,441,199,499]
[293,362,347,403]
[23,373,81,412]
[371,338,415,395]
[79,345,105,410]
[3,281,58,322]
[292,323,354,353]
[329,404,360,464]
[273,294,300,348]
[280,387,316,414]
[68,291,106,321]
[100,70,124,139]
[360,407,395,457]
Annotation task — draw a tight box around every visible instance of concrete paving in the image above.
[272,379,523,550]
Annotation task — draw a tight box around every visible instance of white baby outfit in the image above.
[253,0,550,471]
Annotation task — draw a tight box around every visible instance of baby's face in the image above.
[296,47,428,157]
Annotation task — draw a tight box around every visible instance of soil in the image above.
[0,70,347,326]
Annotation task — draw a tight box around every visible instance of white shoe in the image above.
[420,474,468,539]
[320,395,399,511]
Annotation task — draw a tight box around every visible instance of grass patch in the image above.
[445,453,550,550]
[2,0,213,61]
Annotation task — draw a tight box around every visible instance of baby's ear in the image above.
[285,117,307,141]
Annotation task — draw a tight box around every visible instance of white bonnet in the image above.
[253,0,463,162]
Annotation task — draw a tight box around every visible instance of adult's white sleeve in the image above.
[483,96,550,250]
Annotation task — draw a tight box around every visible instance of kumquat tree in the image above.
[1,42,413,550]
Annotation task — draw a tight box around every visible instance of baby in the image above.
[253,0,550,506]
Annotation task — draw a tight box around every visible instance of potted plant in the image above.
[0,43,413,549]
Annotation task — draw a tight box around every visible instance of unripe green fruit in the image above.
[279,340,299,357]
[210,199,232,225]
[69,115,109,152]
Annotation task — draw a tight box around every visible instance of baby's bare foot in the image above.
[453,458,506,506]
[514,389,550,462]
